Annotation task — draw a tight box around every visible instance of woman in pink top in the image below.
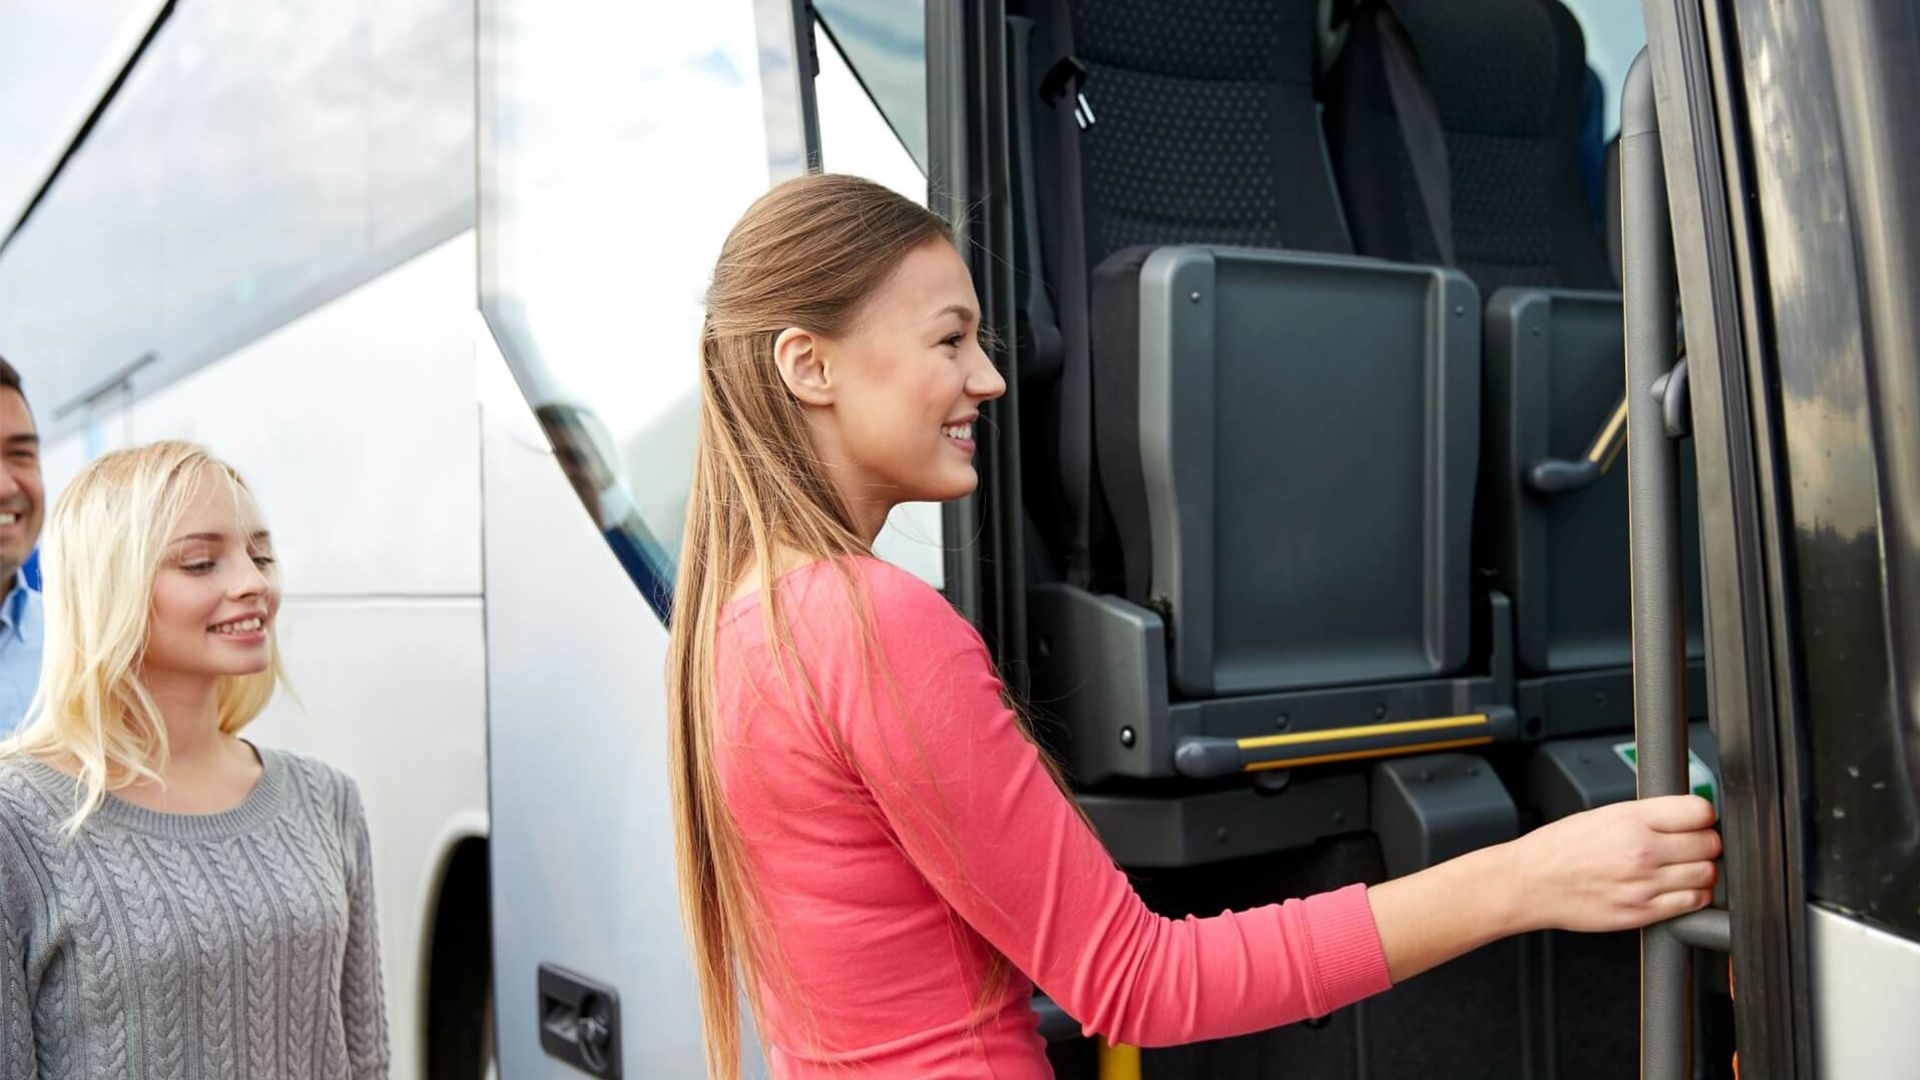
[665,174,1721,1079]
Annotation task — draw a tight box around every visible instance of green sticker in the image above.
[1612,742,1718,810]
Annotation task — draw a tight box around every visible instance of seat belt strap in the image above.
[1008,16,1064,382]
[1041,2,1097,587]
[1375,1,1457,266]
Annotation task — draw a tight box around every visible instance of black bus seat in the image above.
[1092,245,1479,702]
[1319,7,1710,1078]
[1484,287,1708,741]
[1325,0,1614,296]
[1017,0,1511,804]
[1009,4,1532,1074]
[1325,0,1705,734]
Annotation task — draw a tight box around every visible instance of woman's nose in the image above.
[231,564,270,598]
[968,347,1007,401]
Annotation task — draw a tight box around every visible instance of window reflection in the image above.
[0,0,159,227]
[479,0,788,618]
[0,0,473,432]
[534,401,673,609]
[813,0,928,171]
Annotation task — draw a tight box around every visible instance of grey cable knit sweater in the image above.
[0,745,389,1079]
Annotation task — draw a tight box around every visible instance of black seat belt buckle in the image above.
[1039,56,1097,130]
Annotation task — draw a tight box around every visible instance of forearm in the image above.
[1369,795,1723,984]
[1365,841,1532,984]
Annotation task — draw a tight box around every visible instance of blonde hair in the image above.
[0,440,284,833]
[669,174,1080,1078]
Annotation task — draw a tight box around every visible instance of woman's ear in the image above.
[774,327,835,406]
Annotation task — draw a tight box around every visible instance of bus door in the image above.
[1634,1,1920,1075]
[476,1,817,1075]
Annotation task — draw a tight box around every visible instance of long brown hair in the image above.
[668,173,1078,1077]
[667,173,955,1078]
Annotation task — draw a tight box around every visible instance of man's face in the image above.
[0,389,44,583]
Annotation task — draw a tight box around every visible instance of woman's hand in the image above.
[1503,794,1721,934]
[1368,794,1721,984]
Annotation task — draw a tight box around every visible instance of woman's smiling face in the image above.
[796,238,1007,531]
[143,477,280,683]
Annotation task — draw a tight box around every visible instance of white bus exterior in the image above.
[0,0,923,1075]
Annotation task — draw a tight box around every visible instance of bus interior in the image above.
[976,1,1723,1076]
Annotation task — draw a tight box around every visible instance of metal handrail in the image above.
[1624,47,1698,1080]
[1670,907,1732,953]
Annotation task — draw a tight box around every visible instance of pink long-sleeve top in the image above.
[714,557,1392,1077]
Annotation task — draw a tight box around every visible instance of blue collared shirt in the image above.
[0,569,43,737]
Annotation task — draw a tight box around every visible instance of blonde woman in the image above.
[0,441,387,1079]
[667,173,1722,1079]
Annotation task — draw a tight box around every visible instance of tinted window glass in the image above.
[0,0,473,437]
[814,0,927,171]
[1733,0,1920,940]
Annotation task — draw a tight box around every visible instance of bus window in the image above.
[479,1,788,617]
[814,2,926,194]
[0,0,159,222]
[1727,0,1920,944]
[814,0,929,172]
[0,0,472,446]
[1559,0,1646,138]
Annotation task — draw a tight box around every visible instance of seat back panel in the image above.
[1486,288,1705,676]
[1134,247,1479,697]
[1486,289,1633,673]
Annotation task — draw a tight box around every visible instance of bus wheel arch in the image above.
[423,833,493,1080]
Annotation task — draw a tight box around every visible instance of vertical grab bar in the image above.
[1623,48,1694,1080]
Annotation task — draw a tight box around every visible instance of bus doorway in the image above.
[930,0,1919,1076]
[469,0,1918,1074]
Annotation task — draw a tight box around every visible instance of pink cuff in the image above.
[1298,883,1393,1015]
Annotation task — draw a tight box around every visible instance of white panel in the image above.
[479,340,720,1077]
[874,500,947,588]
[248,597,489,1080]
[1809,903,1920,1078]
[42,400,138,500]
[40,424,91,502]
[119,232,482,597]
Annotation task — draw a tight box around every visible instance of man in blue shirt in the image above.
[0,354,44,737]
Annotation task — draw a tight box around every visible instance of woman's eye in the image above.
[183,561,216,574]
[942,333,965,349]
[253,555,277,569]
